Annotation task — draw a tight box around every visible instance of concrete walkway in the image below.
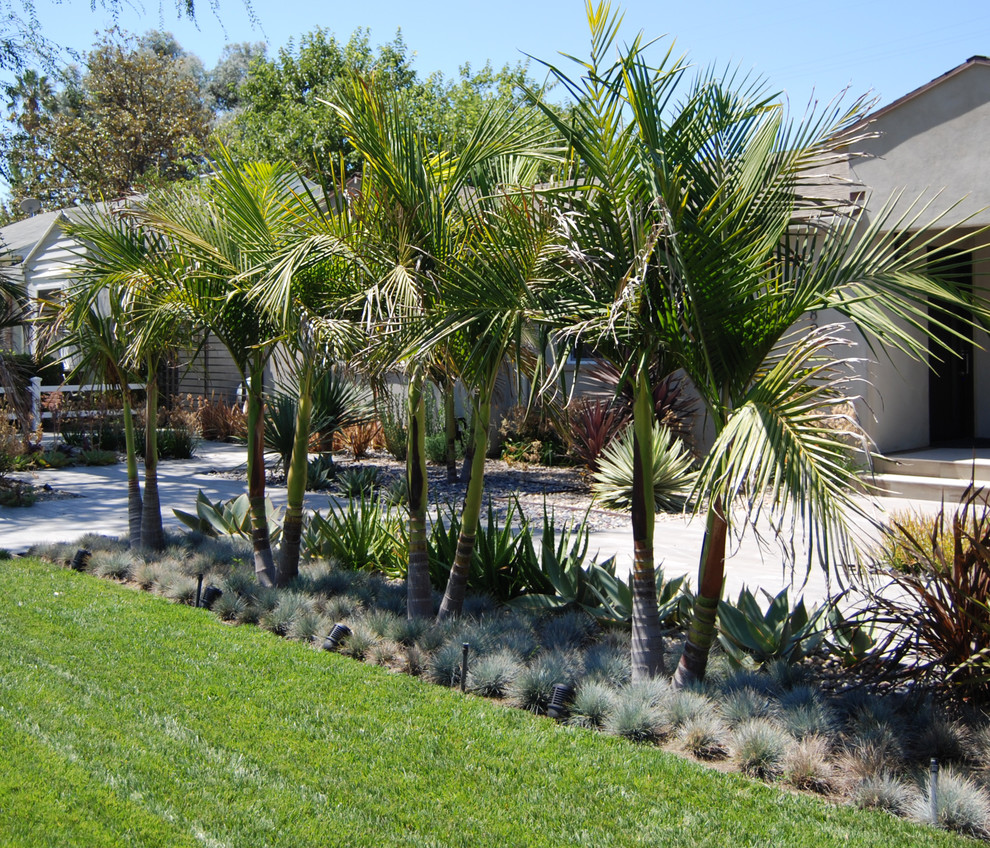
[1,441,949,606]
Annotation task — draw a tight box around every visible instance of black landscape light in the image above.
[70,549,91,571]
[322,623,351,651]
[195,573,204,607]
[546,683,575,720]
[461,643,470,693]
[201,585,223,610]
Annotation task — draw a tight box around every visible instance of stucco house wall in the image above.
[848,58,990,453]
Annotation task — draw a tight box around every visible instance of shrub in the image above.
[605,694,664,743]
[334,421,383,458]
[583,360,697,447]
[338,622,376,660]
[839,726,906,782]
[869,486,990,696]
[850,773,916,816]
[162,575,200,605]
[288,610,323,643]
[909,716,972,765]
[303,499,404,577]
[591,421,696,512]
[509,652,580,714]
[582,641,631,688]
[911,767,990,837]
[336,466,382,498]
[306,454,337,491]
[783,735,835,794]
[212,591,247,622]
[716,587,830,669]
[78,449,118,466]
[427,640,468,687]
[568,681,619,730]
[90,550,135,580]
[193,393,246,442]
[678,713,730,760]
[732,718,788,779]
[537,611,598,652]
[467,650,523,699]
[564,397,625,470]
[663,690,714,730]
[378,391,407,462]
[0,480,36,506]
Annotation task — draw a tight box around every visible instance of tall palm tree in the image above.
[536,2,990,684]
[51,288,144,547]
[327,74,557,619]
[140,154,302,585]
[248,173,366,586]
[0,272,33,438]
[61,207,188,550]
[420,189,560,620]
[527,3,683,678]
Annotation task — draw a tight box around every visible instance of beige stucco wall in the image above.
[852,63,990,229]
[851,232,990,453]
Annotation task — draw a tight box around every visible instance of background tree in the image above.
[2,29,211,212]
[206,41,267,113]
[219,27,416,179]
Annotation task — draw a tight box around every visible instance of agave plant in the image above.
[174,489,283,546]
[716,587,830,669]
[591,421,697,512]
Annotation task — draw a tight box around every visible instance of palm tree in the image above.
[526,4,683,678]
[420,189,560,620]
[248,173,366,585]
[536,2,990,684]
[327,74,557,619]
[140,153,304,585]
[61,207,188,550]
[51,288,144,547]
[0,272,33,439]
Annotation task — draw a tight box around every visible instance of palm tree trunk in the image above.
[629,370,664,680]
[406,373,433,619]
[140,368,165,551]
[278,366,314,587]
[437,389,491,621]
[246,366,276,587]
[121,388,142,549]
[459,414,476,485]
[672,498,727,689]
[444,381,458,484]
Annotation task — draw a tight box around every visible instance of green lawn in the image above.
[0,558,973,847]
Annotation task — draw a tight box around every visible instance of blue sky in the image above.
[23,0,990,110]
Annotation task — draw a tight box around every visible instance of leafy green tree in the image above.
[219,28,416,178]
[2,29,211,212]
[207,41,267,112]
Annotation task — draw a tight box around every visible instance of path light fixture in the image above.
[930,758,939,824]
[201,585,223,610]
[70,549,91,571]
[322,624,351,651]
[547,684,575,720]
[461,643,470,693]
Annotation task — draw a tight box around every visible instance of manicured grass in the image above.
[0,558,973,847]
